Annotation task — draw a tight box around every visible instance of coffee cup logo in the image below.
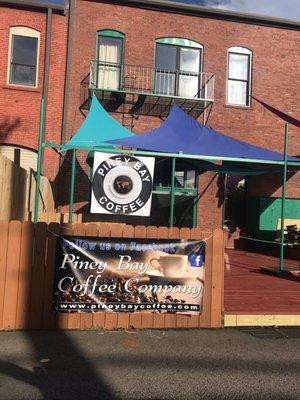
[92,155,153,215]
[150,255,188,278]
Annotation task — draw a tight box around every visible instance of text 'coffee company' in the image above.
[91,152,155,216]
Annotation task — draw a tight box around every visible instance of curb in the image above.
[224,314,300,327]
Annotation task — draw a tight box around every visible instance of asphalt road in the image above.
[0,328,299,400]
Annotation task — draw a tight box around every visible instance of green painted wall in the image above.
[246,197,300,250]
[259,198,300,231]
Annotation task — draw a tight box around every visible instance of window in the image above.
[227,46,252,106]
[155,38,202,98]
[8,27,39,87]
[96,30,124,90]
[150,157,198,228]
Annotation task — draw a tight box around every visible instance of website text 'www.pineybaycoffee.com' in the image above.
[57,302,200,312]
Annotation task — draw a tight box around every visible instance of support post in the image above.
[33,98,46,224]
[169,157,176,227]
[222,173,227,228]
[279,123,288,272]
[192,193,198,228]
[68,149,76,224]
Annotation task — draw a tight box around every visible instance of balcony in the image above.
[81,61,215,119]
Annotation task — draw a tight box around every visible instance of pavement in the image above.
[0,328,299,400]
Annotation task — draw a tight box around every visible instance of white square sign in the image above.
[91,152,155,216]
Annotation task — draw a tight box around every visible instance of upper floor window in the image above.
[96,30,124,90]
[8,27,40,87]
[227,46,252,107]
[155,38,203,98]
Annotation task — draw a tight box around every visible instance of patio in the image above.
[224,249,300,315]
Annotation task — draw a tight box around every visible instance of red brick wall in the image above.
[197,172,224,229]
[247,171,300,198]
[62,1,299,228]
[0,5,67,180]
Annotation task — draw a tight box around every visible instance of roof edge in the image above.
[0,0,67,11]
[109,0,300,30]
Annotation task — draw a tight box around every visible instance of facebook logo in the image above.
[189,254,203,267]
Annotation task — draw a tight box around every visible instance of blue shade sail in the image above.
[61,94,134,151]
[108,105,300,163]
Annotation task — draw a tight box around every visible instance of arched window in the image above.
[227,46,252,106]
[154,37,203,98]
[96,30,124,90]
[8,26,40,87]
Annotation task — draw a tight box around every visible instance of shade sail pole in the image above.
[222,173,227,228]
[192,193,198,228]
[68,149,76,224]
[33,98,46,224]
[170,157,176,227]
[279,123,288,272]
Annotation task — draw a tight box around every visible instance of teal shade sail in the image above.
[61,94,134,151]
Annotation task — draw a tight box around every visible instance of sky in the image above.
[28,1,300,21]
[171,0,300,21]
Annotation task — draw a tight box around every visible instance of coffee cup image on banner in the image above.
[91,152,155,216]
[146,254,204,285]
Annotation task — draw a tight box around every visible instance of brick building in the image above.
[0,0,68,180]
[60,0,300,233]
[1,0,299,235]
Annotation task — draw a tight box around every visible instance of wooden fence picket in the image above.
[0,221,9,329]
[29,222,47,329]
[2,221,22,330]
[42,222,60,329]
[15,221,34,329]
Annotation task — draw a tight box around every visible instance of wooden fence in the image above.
[26,212,82,224]
[0,154,54,221]
[0,221,224,330]
[0,153,27,220]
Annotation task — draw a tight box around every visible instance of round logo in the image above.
[92,155,153,214]
[113,175,133,195]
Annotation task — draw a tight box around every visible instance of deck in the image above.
[224,249,300,314]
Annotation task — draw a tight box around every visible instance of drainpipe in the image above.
[33,7,52,223]
[222,173,227,229]
[43,8,52,106]
[39,6,52,174]
[61,0,75,148]
[279,123,288,272]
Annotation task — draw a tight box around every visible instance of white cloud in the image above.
[203,0,300,21]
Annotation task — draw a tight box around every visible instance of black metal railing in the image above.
[90,61,215,101]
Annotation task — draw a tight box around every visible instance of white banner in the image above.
[91,152,155,216]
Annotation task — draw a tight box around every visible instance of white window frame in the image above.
[154,37,204,99]
[226,46,252,107]
[7,26,40,88]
